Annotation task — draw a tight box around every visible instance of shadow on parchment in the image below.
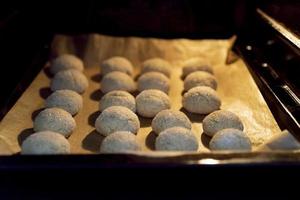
[43,67,53,79]
[91,74,102,83]
[88,111,101,126]
[139,116,152,128]
[39,87,52,99]
[201,132,211,149]
[18,128,35,146]
[179,107,206,123]
[82,129,104,153]
[145,131,157,151]
[31,108,45,121]
[90,89,104,101]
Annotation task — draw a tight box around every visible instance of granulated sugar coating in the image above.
[51,69,89,94]
[137,72,170,93]
[100,131,141,153]
[99,90,136,112]
[33,108,76,137]
[45,89,83,116]
[136,89,171,118]
[152,109,191,134]
[182,86,221,114]
[95,106,140,136]
[100,71,136,93]
[21,131,70,155]
[209,128,252,151]
[141,58,171,78]
[202,110,244,137]
[101,56,134,76]
[184,71,217,91]
[50,54,84,74]
[155,127,198,151]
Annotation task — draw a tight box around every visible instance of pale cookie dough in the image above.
[257,130,300,151]
[21,131,71,155]
[182,86,221,114]
[202,110,244,137]
[45,89,83,116]
[209,128,252,151]
[33,108,76,137]
[155,127,199,151]
[95,106,140,136]
[152,109,191,134]
[141,58,171,78]
[182,58,213,77]
[136,89,171,118]
[51,69,89,94]
[50,54,84,74]
[101,56,134,76]
[184,71,217,91]
[100,131,141,153]
[100,71,136,93]
[100,90,136,112]
[137,72,170,93]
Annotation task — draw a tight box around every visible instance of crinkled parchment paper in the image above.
[0,34,281,155]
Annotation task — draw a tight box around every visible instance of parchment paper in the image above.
[0,34,281,155]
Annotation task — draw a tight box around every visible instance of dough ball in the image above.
[258,130,300,151]
[182,86,221,114]
[100,90,136,112]
[50,54,84,74]
[51,69,89,94]
[209,128,252,151]
[100,71,136,93]
[152,109,191,134]
[33,108,76,137]
[45,89,83,116]
[100,131,141,153]
[184,71,217,91]
[95,106,140,136]
[21,131,71,155]
[137,72,170,93]
[182,58,213,78]
[141,58,171,78]
[155,127,198,151]
[101,56,134,76]
[202,110,244,137]
[136,89,171,118]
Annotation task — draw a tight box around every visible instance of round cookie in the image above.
[21,131,71,155]
[152,109,191,134]
[100,90,136,112]
[33,108,76,137]
[50,54,84,74]
[202,110,244,137]
[100,71,136,93]
[136,89,171,118]
[141,58,171,78]
[95,106,140,136]
[184,71,217,91]
[45,89,83,116]
[209,128,252,151]
[182,58,213,77]
[137,72,170,93]
[101,56,134,76]
[100,131,141,153]
[51,69,89,94]
[155,127,198,151]
[182,86,221,114]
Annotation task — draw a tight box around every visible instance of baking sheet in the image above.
[0,34,281,155]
